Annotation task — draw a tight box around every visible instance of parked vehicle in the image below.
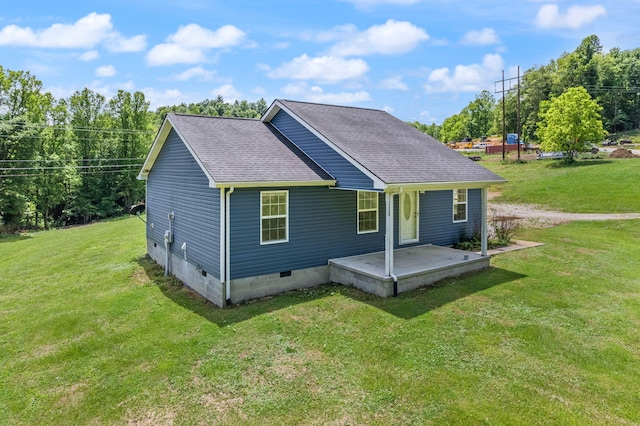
[601,140,617,146]
[472,142,488,149]
[536,152,566,160]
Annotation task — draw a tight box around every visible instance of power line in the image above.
[0,164,141,171]
[0,120,157,134]
[0,157,144,163]
[0,133,153,142]
[0,169,140,179]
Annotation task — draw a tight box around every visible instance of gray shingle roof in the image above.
[277,99,505,185]
[168,113,333,184]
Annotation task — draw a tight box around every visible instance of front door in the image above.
[400,191,419,244]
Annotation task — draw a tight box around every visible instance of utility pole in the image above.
[502,70,506,160]
[517,66,521,160]
[494,69,521,161]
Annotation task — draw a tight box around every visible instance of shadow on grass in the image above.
[342,267,526,319]
[138,256,525,324]
[0,234,32,243]
[137,255,340,326]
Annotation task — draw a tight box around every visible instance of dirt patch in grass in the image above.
[125,410,176,426]
[609,148,638,158]
[55,383,88,408]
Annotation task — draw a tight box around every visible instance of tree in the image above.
[106,90,152,209]
[439,113,469,143]
[537,87,607,162]
[30,96,75,228]
[465,90,496,138]
[0,68,44,227]
[408,121,441,140]
[67,88,108,223]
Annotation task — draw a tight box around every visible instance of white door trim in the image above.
[399,191,419,244]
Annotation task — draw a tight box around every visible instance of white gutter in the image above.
[384,179,505,192]
[225,187,235,306]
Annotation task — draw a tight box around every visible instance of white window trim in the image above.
[260,190,289,245]
[453,188,468,223]
[357,190,379,234]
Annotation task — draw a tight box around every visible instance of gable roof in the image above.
[266,99,505,189]
[138,113,335,188]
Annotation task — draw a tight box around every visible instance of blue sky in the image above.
[1,0,638,123]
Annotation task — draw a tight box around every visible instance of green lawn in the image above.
[2,211,640,424]
[481,157,640,213]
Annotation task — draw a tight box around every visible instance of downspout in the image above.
[225,187,235,306]
[220,188,226,302]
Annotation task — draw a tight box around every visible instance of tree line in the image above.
[0,67,267,231]
[415,35,640,144]
[2,33,634,230]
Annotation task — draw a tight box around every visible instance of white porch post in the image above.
[385,192,394,277]
[481,187,488,256]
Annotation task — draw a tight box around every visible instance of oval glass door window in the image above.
[403,193,411,220]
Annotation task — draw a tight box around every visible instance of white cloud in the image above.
[90,79,135,100]
[172,66,216,81]
[146,23,246,66]
[147,44,206,66]
[460,28,500,46]
[105,34,147,52]
[342,0,423,8]
[380,76,409,91]
[419,110,437,124]
[169,24,245,49]
[535,4,607,29]
[46,85,77,101]
[95,65,116,77]
[424,53,504,93]
[281,82,311,96]
[306,87,371,104]
[212,84,241,102]
[0,13,145,51]
[280,82,370,104]
[253,86,267,95]
[78,50,99,61]
[142,88,188,110]
[268,54,370,83]
[329,20,429,56]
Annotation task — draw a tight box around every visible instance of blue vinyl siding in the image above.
[229,187,385,279]
[417,189,481,246]
[270,110,374,189]
[146,129,221,278]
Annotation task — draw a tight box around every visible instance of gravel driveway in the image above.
[489,202,640,227]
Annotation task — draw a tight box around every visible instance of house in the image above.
[138,99,505,307]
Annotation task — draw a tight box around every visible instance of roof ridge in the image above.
[170,112,260,121]
[278,99,387,114]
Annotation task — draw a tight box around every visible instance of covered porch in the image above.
[329,186,493,297]
[328,244,490,297]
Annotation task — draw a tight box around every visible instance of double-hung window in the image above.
[357,191,378,233]
[453,189,467,222]
[261,190,288,244]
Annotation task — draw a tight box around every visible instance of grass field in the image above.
[1,159,640,424]
[481,157,640,213]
